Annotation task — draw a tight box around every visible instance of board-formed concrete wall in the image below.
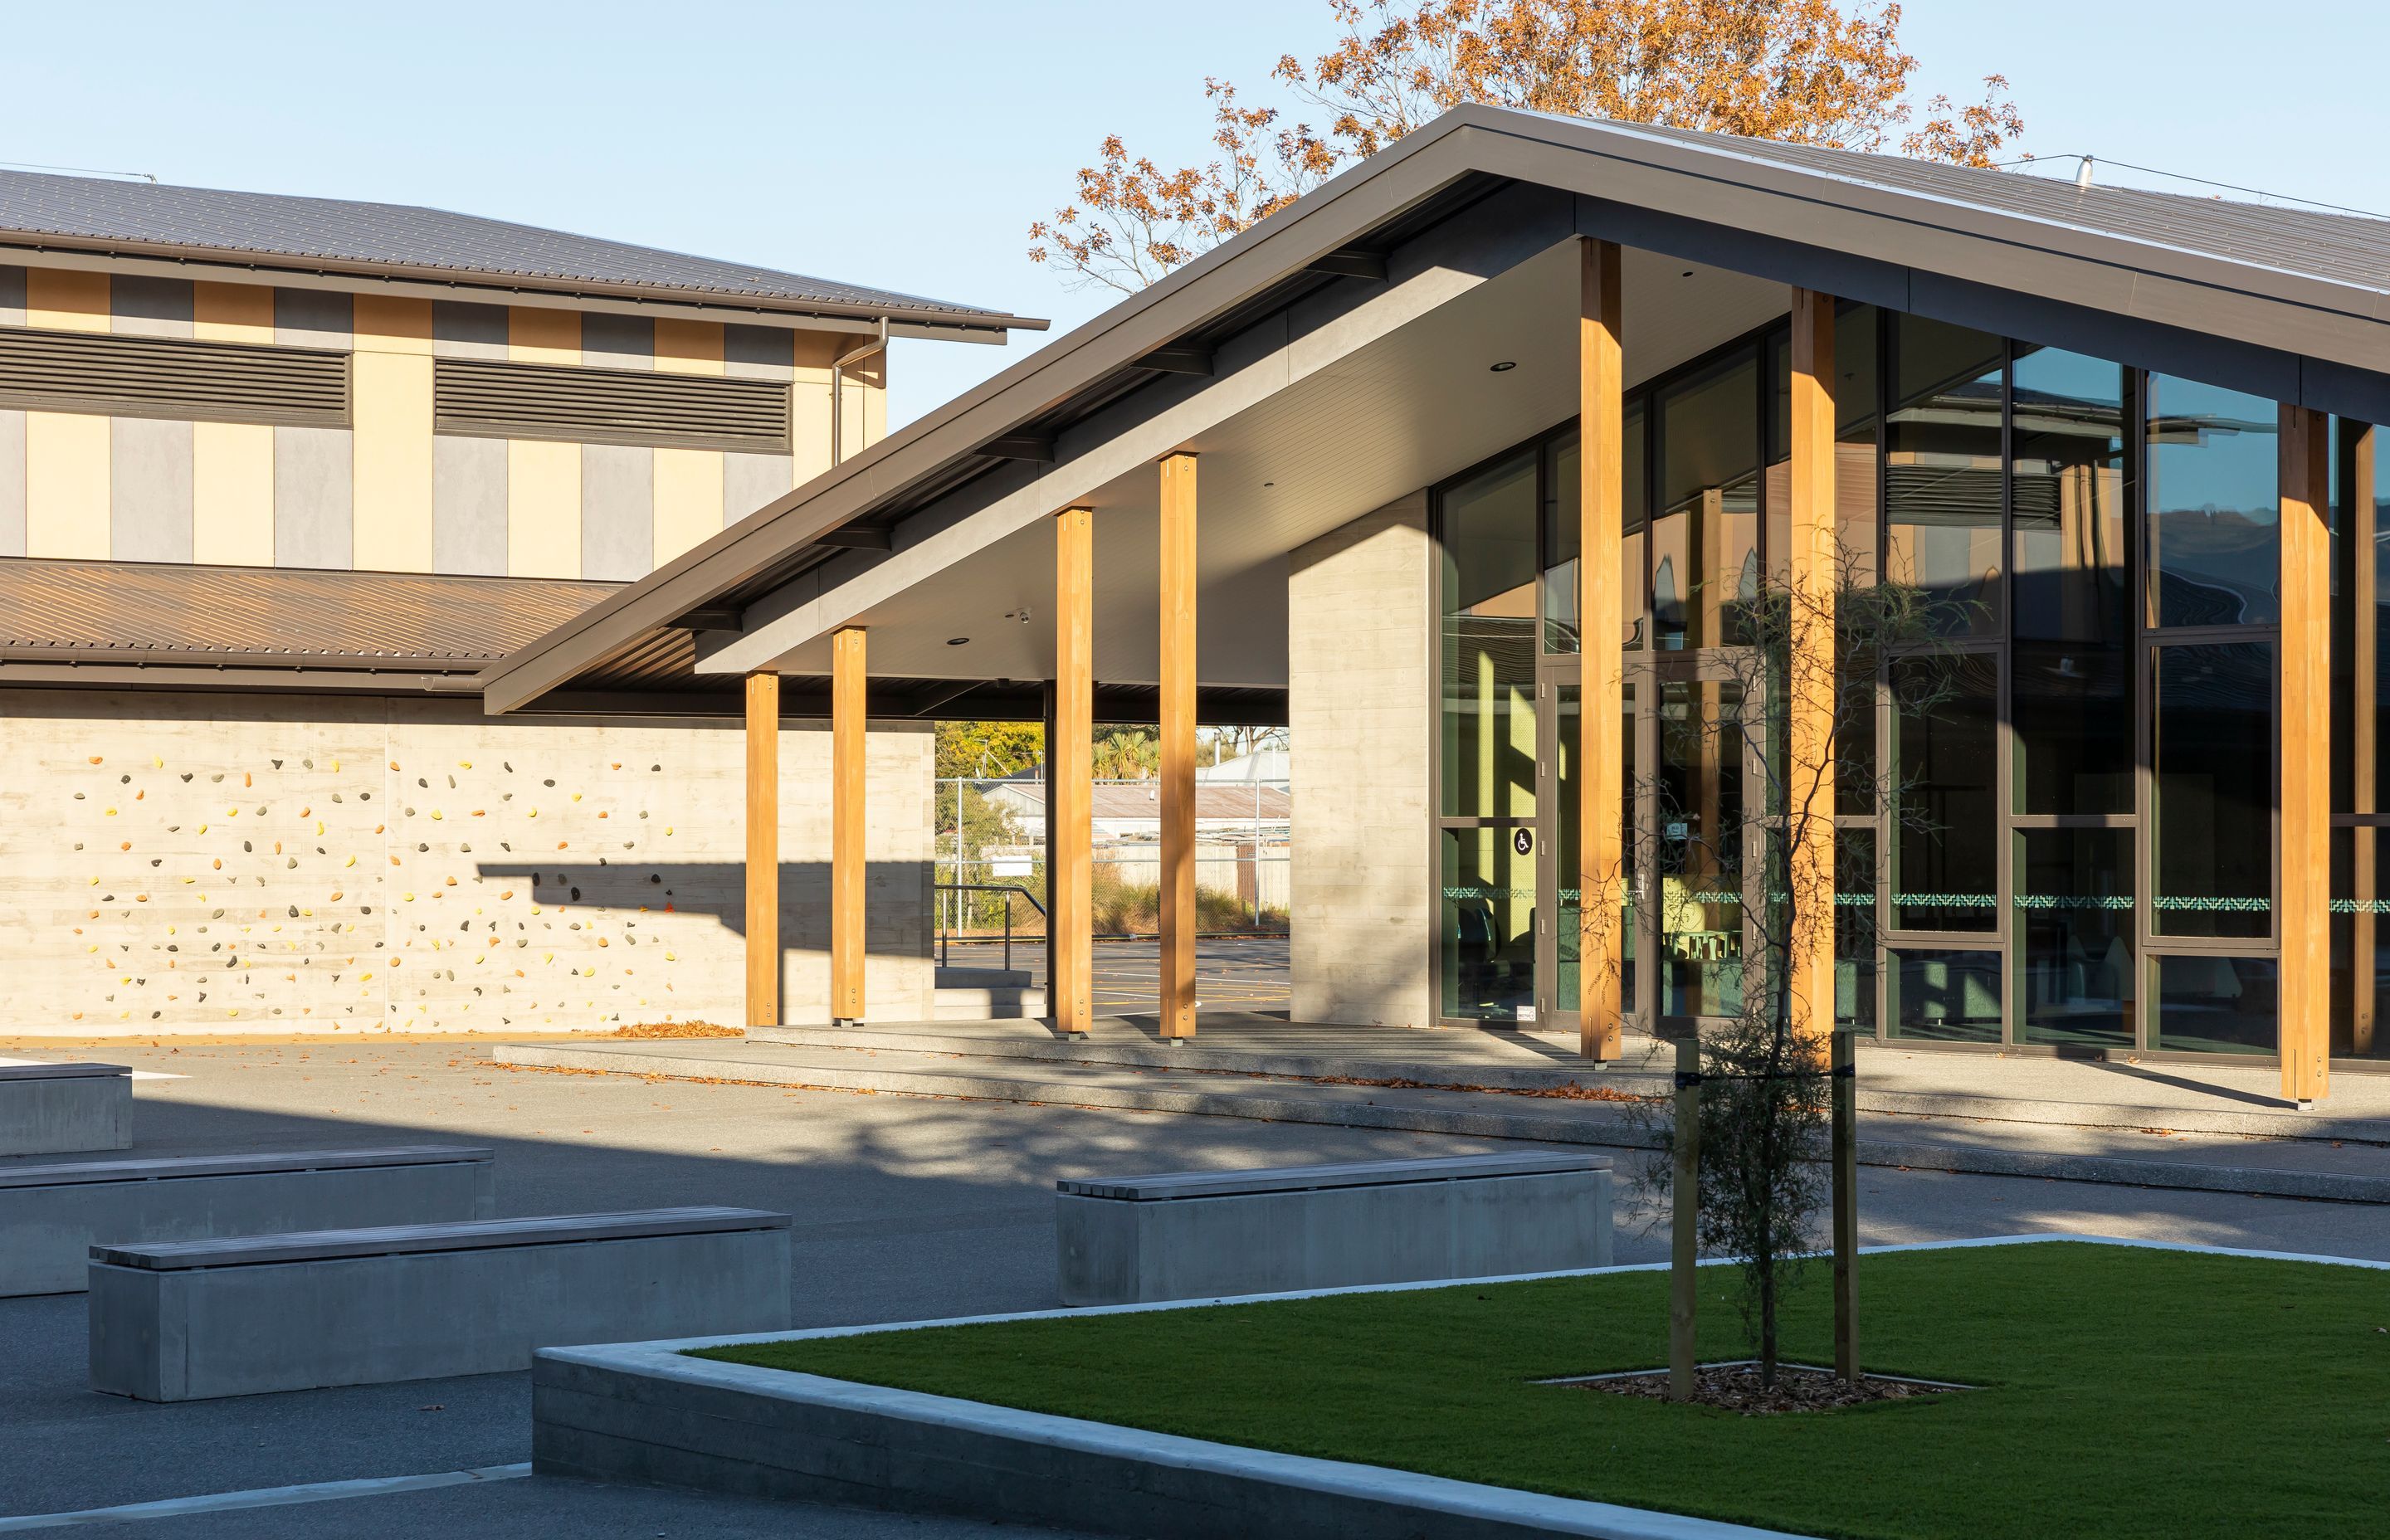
[0,690,932,1035]
[1287,492,1432,1027]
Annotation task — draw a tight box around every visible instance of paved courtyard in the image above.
[5,1036,2388,1535]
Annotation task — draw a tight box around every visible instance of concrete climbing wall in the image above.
[0,690,933,1036]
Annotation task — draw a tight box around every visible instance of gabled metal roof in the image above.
[0,168,1045,334]
[479,104,2390,716]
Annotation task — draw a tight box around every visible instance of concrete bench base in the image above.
[90,1206,793,1401]
[0,1063,132,1156]
[1057,1153,1613,1305]
[1,1145,496,1298]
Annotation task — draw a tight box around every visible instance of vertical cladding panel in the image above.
[193,284,278,568]
[109,416,195,563]
[0,691,935,1035]
[110,275,194,338]
[580,313,653,371]
[192,423,273,566]
[432,302,508,359]
[0,271,18,553]
[273,288,352,351]
[788,332,836,480]
[652,448,724,565]
[507,438,581,578]
[653,319,724,378]
[723,324,793,379]
[507,306,580,365]
[273,426,353,569]
[0,408,22,556]
[351,296,435,574]
[23,412,110,558]
[722,452,792,526]
[1288,493,1435,1028]
[580,443,652,582]
[433,436,508,576]
[26,268,110,332]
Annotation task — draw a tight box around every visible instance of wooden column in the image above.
[1158,454,1199,1040]
[1787,290,1839,1052]
[743,671,780,1027]
[1578,236,1627,1061]
[2280,405,2331,1104]
[1053,508,1095,1036]
[830,626,867,1024]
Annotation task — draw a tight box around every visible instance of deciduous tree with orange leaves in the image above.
[1030,0,2022,293]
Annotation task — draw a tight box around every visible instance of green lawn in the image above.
[697,1242,2390,1540]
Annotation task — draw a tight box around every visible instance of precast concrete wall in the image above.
[0,690,932,1035]
[1287,492,1433,1027]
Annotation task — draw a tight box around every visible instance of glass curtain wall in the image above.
[1428,300,2349,1064]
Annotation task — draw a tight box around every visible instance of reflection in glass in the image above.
[1890,652,1998,931]
[1441,451,1538,818]
[2016,830,2134,1047]
[1556,682,1579,1016]
[1764,305,1881,589]
[1543,433,1578,654]
[1837,826,1877,1028]
[2329,417,2390,816]
[1655,348,1759,650]
[2012,348,2132,814]
[2152,642,2272,938]
[1659,677,1744,1017]
[1887,316,2002,635]
[2331,827,2390,1059]
[2147,374,2278,626]
[1888,948,2001,1041]
[1440,826,1535,1022]
[2153,954,2277,1055]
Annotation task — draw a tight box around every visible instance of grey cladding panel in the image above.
[722,451,790,524]
[0,407,21,556]
[580,313,652,370]
[274,424,352,568]
[274,288,352,348]
[433,301,508,358]
[0,264,23,321]
[433,434,507,575]
[724,324,793,379]
[110,275,194,337]
[580,442,651,582]
[110,415,194,562]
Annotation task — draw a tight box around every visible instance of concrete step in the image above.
[493,1038,2390,1205]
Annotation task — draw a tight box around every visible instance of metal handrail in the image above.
[934,882,1047,976]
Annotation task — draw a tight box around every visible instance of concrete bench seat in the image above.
[89,1205,794,1401]
[1056,1152,1612,1305]
[0,1062,132,1156]
[1,1145,494,1297]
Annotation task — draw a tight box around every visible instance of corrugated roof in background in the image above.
[0,559,618,665]
[0,168,1026,324]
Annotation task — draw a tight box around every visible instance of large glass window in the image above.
[2153,954,2277,1055]
[2331,827,2390,1059]
[2012,347,2133,814]
[1441,451,1538,819]
[1441,826,1534,1021]
[2016,830,2134,1047]
[1887,948,2002,1041]
[1658,678,1744,1017]
[1887,317,2003,636]
[2147,375,2278,626]
[1890,651,1998,931]
[2151,641,2272,938]
[2329,418,2390,815]
[1766,303,1881,587]
[1837,826,1878,1027]
[1654,348,1759,651]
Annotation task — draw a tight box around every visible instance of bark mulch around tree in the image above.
[1566,1362,1968,1414]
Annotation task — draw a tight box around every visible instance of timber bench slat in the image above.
[93,1205,792,1270]
[1057,1152,1607,1202]
[0,1062,129,1083]
[0,1145,492,1190]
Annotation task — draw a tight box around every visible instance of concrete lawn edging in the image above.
[530,1235,2387,1540]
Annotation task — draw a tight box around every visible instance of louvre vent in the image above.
[0,325,348,427]
[434,357,791,453]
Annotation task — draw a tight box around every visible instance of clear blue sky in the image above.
[5,1,2383,426]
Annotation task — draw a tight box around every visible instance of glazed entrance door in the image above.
[1533,669,1580,1036]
